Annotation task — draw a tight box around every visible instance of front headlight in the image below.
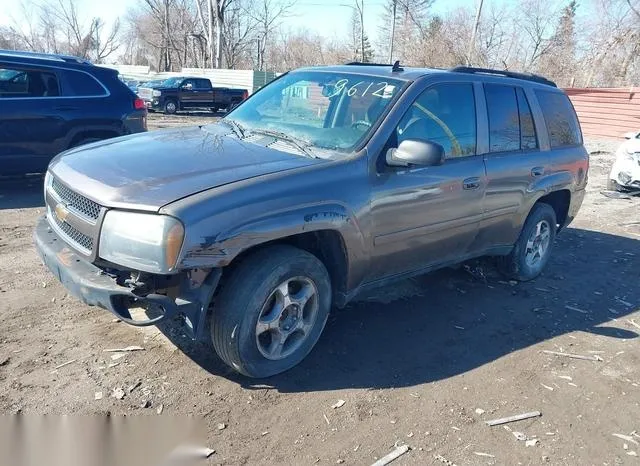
[43,171,52,199]
[99,211,184,274]
[152,90,162,97]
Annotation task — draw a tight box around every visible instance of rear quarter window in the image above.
[63,70,107,97]
[535,90,582,148]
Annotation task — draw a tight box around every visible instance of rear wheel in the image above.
[211,245,332,378]
[498,203,557,281]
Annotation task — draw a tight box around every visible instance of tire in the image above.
[211,245,332,378]
[164,99,178,114]
[498,203,557,281]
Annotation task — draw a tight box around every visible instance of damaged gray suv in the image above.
[35,64,588,377]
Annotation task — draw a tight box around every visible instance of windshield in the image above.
[224,71,405,155]
[161,77,183,88]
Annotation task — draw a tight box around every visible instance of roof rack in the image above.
[345,60,404,72]
[449,66,557,87]
[0,49,93,65]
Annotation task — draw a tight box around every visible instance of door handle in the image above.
[463,177,480,190]
[531,166,544,177]
[54,106,78,111]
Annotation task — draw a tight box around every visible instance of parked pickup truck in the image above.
[137,76,248,114]
[35,63,588,377]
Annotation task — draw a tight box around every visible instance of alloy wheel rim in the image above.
[255,276,319,361]
[524,220,551,268]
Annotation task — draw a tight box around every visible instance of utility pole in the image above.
[207,0,214,68]
[215,3,222,69]
[359,0,365,62]
[466,0,484,66]
[388,0,397,63]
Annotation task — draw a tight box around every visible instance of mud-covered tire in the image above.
[211,245,332,378]
[498,203,557,281]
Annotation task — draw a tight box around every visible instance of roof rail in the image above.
[0,49,93,65]
[449,66,557,87]
[344,60,404,72]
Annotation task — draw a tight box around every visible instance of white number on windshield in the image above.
[327,80,395,99]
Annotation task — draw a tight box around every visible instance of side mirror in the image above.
[181,83,192,90]
[386,139,445,167]
[623,131,639,139]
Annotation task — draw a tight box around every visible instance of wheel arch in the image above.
[228,229,350,306]
[179,204,368,305]
[69,129,121,149]
[535,189,571,230]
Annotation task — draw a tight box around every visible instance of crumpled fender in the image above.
[178,202,368,273]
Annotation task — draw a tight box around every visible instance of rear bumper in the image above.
[124,110,148,133]
[564,187,585,228]
[34,215,218,339]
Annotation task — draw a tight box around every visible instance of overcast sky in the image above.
[2,0,476,46]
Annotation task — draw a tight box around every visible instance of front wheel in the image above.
[211,245,332,378]
[164,99,178,114]
[498,203,557,281]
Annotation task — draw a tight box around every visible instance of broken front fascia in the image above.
[610,146,640,190]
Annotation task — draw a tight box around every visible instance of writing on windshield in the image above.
[226,71,405,155]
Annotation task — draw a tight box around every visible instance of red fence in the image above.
[564,87,639,139]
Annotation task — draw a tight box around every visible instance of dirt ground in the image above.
[1,113,639,465]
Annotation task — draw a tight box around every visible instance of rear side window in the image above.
[484,84,538,152]
[485,84,520,152]
[517,88,538,150]
[64,70,106,97]
[0,66,60,98]
[196,78,211,89]
[535,90,582,148]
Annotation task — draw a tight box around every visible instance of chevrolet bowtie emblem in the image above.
[54,203,70,223]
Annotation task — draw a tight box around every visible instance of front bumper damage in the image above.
[34,216,219,340]
[610,150,640,191]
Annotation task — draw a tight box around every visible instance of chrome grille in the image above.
[49,209,94,252]
[137,87,152,100]
[51,177,101,221]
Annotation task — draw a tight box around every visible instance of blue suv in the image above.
[0,50,147,176]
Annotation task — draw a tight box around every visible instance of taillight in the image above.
[242,90,248,100]
[134,98,145,110]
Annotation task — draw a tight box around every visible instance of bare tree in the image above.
[6,0,121,62]
[222,0,256,68]
[379,0,434,63]
[245,0,295,70]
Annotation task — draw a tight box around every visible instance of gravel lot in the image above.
[1,113,639,465]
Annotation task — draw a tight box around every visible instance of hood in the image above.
[49,124,324,211]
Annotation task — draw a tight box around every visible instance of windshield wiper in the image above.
[248,128,317,158]
[222,119,246,138]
